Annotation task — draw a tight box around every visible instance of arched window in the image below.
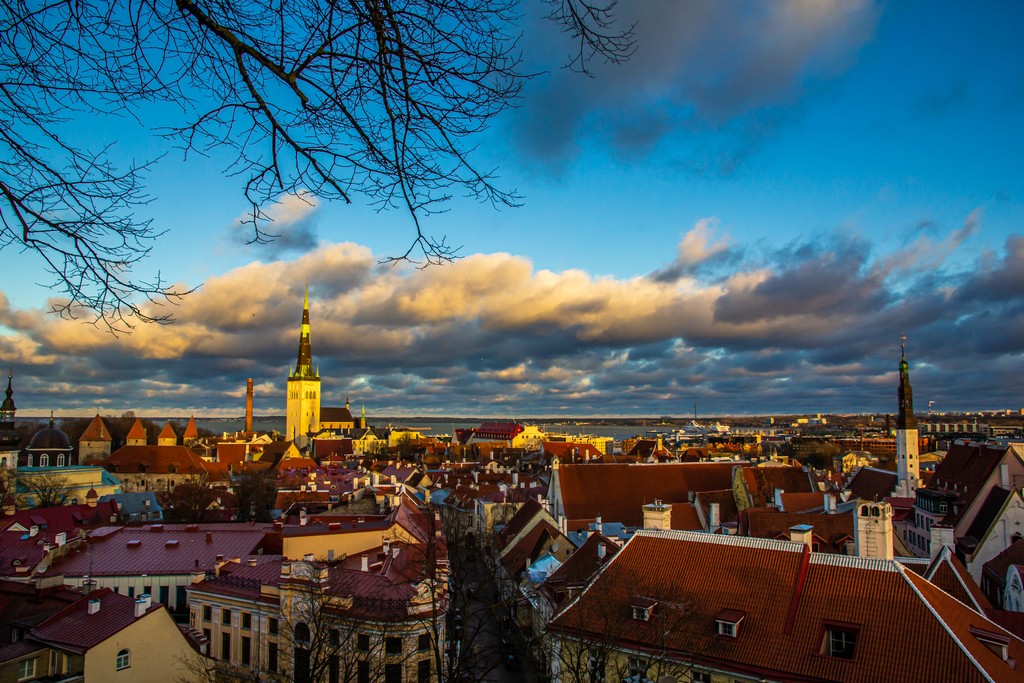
[40,454,49,467]
[26,455,33,467]
[294,623,311,643]
[57,454,65,467]
[116,649,130,670]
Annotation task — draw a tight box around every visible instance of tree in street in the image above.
[1,0,633,330]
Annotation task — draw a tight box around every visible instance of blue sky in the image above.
[2,1,1023,418]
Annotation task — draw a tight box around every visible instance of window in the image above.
[203,605,212,621]
[692,673,711,683]
[241,636,251,666]
[385,636,403,655]
[417,633,431,652]
[269,617,279,635]
[57,454,64,467]
[417,659,431,683]
[17,658,35,680]
[222,608,232,625]
[330,629,341,647]
[242,612,252,630]
[143,585,151,597]
[295,622,311,644]
[40,454,49,467]
[357,660,369,683]
[222,632,231,661]
[718,621,737,637]
[159,586,169,605]
[268,642,278,672]
[385,663,403,683]
[116,648,131,670]
[627,657,647,680]
[357,633,370,652]
[587,652,605,682]
[823,625,859,660]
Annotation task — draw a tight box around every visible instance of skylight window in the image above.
[821,622,860,660]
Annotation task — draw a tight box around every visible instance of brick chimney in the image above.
[245,378,254,433]
[789,524,813,550]
[642,500,672,530]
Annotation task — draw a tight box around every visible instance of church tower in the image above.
[0,369,20,470]
[286,285,321,448]
[894,337,920,497]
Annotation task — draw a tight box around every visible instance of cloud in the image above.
[652,218,734,281]
[229,192,321,255]
[515,0,880,164]
[3,225,1024,417]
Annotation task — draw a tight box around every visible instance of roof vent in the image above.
[127,540,141,549]
[149,524,163,532]
[88,599,101,615]
[165,540,179,548]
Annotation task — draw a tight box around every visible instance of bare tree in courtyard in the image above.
[1,0,634,330]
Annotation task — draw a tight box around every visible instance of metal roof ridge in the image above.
[808,554,900,572]
[633,528,805,552]
[898,563,997,683]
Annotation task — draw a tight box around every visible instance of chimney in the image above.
[245,378,254,433]
[303,553,314,562]
[205,531,213,544]
[512,472,519,486]
[361,554,369,572]
[930,524,955,560]
[29,525,38,537]
[597,543,606,561]
[1000,463,1010,489]
[709,502,720,531]
[88,599,101,615]
[300,508,308,526]
[789,524,813,550]
[854,501,894,560]
[595,515,603,535]
[642,500,672,531]
[824,494,836,514]
[134,598,148,618]
[773,488,785,510]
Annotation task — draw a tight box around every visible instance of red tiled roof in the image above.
[543,533,618,599]
[694,489,740,526]
[740,508,854,553]
[924,546,992,614]
[556,462,741,527]
[845,466,898,502]
[780,492,825,513]
[928,442,1011,525]
[103,445,208,475]
[182,416,199,439]
[740,466,815,508]
[158,422,177,441]
[550,530,1024,683]
[30,589,160,653]
[79,414,111,442]
[126,418,147,442]
[45,524,268,577]
[542,442,603,461]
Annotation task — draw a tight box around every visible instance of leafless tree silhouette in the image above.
[1,0,633,331]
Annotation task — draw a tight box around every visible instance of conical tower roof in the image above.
[183,415,199,439]
[126,418,147,442]
[80,414,111,442]
[158,421,177,440]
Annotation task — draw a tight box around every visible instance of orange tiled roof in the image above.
[556,462,741,527]
[182,416,199,439]
[740,465,815,508]
[126,418,147,442]
[550,530,1024,683]
[158,422,177,440]
[740,508,854,553]
[79,414,111,442]
[925,546,992,614]
[103,445,208,476]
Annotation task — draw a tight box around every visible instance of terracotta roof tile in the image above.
[182,416,199,439]
[103,445,208,475]
[79,414,111,442]
[126,418,147,442]
[550,530,1024,683]
[556,462,740,527]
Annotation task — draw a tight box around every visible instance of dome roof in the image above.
[27,426,73,453]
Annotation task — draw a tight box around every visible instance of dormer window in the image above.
[715,609,746,638]
[821,622,860,660]
[630,596,658,622]
[970,626,1010,661]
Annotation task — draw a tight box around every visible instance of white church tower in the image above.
[894,336,920,498]
[855,501,894,560]
[286,285,321,449]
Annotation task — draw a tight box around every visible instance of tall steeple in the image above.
[894,335,920,497]
[0,369,15,427]
[286,284,321,448]
[896,335,917,430]
[291,283,317,380]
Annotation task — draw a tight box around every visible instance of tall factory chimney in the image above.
[245,378,254,433]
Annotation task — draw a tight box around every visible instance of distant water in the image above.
[192,417,652,442]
